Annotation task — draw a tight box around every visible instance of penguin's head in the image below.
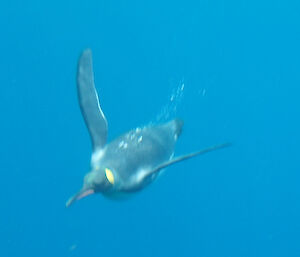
[66,167,115,207]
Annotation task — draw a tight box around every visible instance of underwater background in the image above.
[1,0,300,256]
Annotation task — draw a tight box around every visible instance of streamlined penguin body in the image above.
[66,49,229,207]
[92,119,182,192]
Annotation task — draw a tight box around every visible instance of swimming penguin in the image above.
[66,49,230,207]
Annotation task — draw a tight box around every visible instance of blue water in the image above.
[1,0,300,256]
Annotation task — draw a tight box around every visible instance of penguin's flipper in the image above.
[77,49,108,151]
[147,143,231,177]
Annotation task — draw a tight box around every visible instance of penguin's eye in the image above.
[105,168,115,185]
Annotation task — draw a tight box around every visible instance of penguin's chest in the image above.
[106,166,162,194]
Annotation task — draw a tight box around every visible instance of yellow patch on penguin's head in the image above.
[105,168,115,185]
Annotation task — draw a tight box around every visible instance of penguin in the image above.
[66,49,230,207]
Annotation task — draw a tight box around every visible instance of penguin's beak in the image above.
[66,188,95,207]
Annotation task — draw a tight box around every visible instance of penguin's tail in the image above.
[172,118,184,138]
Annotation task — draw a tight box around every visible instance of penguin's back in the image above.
[99,119,183,189]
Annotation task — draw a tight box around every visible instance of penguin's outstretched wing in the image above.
[77,49,108,151]
[146,143,231,177]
